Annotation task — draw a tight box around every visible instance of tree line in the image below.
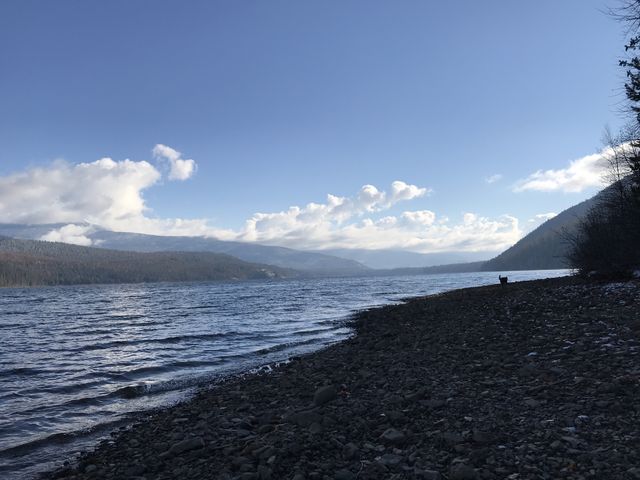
[568,1,640,277]
[0,237,294,287]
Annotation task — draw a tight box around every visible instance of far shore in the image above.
[48,275,640,480]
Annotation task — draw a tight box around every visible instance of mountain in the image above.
[0,237,297,287]
[0,226,369,275]
[320,248,495,269]
[482,195,597,271]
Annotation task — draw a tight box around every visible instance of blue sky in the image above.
[0,1,630,253]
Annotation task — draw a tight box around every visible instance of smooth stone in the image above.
[314,385,338,406]
[342,442,359,460]
[415,469,442,480]
[472,429,494,444]
[379,453,403,467]
[524,398,541,408]
[449,463,477,480]
[380,428,406,445]
[166,436,205,456]
[309,422,323,434]
[334,469,355,480]
[256,465,272,480]
[287,410,323,427]
[442,431,464,445]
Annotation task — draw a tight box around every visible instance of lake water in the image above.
[0,269,568,478]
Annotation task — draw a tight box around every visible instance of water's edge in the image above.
[0,270,569,479]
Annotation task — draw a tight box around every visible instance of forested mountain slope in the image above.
[482,195,597,271]
[0,237,296,287]
[0,226,369,275]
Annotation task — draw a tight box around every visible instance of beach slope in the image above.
[50,277,640,480]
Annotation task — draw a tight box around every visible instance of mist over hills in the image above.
[0,226,369,276]
[0,237,296,287]
[319,248,496,270]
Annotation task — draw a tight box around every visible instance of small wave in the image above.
[104,314,146,321]
[0,367,44,377]
[0,323,24,330]
[291,326,339,336]
[30,380,105,396]
[0,418,129,459]
[110,373,220,399]
[62,328,116,337]
[254,337,322,355]
[49,331,248,353]
[186,304,216,310]
[316,317,348,326]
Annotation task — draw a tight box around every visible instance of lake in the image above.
[0,269,568,479]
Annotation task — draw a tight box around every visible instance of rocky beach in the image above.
[48,276,640,480]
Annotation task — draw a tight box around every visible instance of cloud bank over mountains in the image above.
[1,146,527,253]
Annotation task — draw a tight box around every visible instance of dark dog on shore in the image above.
[499,275,508,285]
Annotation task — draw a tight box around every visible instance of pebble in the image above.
[380,428,406,445]
[449,463,477,480]
[313,385,338,406]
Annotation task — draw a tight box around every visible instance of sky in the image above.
[0,0,631,253]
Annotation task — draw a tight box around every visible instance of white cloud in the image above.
[513,144,635,193]
[235,181,520,253]
[40,224,94,246]
[152,144,197,181]
[485,174,503,184]
[0,151,522,253]
[400,210,436,227]
[0,150,230,245]
[0,157,160,226]
[238,181,428,243]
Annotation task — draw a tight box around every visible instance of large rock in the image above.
[166,436,204,456]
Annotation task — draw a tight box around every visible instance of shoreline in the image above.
[47,276,640,479]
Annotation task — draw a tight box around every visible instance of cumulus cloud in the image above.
[485,174,503,184]
[40,224,94,246]
[152,144,197,180]
[400,210,436,227]
[513,144,634,193]
[0,157,161,225]
[1,151,522,253]
[235,181,519,253]
[239,181,428,242]
[0,149,230,246]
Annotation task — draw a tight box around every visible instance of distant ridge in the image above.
[0,225,369,276]
[90,231,369,275]
[0,237,297,287]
